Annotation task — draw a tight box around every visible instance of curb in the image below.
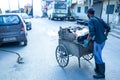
[109,28,120,39]
[109,33,120,39]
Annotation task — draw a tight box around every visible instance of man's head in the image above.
[87,8,95,18]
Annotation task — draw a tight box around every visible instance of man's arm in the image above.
[101,19,111,33]
[87,20,95,40]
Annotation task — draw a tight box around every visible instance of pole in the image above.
[31,0,33,18]
[100,0,103,18]
[118,0,120,25]
[8,0,11,11]
[88,0,90,7]
[91,0,93,6]
[107,0,110,24]
[18,0,20,12]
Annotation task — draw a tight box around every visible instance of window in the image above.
[93,0,102,4]
[106,5,115,14]
[77,7,81,13]
[0,15,20,25]
[54,2,66,9]
[84,6,88,13]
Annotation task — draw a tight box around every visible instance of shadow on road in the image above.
[0,42,25,62]
[0,42,24,48]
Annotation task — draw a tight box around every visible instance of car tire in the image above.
[60,18,64,21]
[27,26,32,31]
[65,17,68,21]
[23,40,27,46]
[48,17,50,20]
[28,27,32,30]
[50,15,52,20]
[51,17,54,20]
[29,28,32,30]
[50,15,54,20]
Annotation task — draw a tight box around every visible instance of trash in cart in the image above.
[55,26,93,68]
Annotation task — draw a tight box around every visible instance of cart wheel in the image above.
[55,44,69,67]
[82,53,93,61]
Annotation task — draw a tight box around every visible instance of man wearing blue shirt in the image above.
[87,8,110,79]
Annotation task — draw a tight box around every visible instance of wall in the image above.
[101,0,117,24]
[73,0,118,23]
[93,2,103,18]
[74,4,88,20]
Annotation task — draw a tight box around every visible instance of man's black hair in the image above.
[87,8,95,15]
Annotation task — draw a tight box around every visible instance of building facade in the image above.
[71,0,88,20]
[71,0,120,26]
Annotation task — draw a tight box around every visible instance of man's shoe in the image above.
[94,68,99,74]
[93,74,105,79]
[93,63,105,79]
[94,63,99,74]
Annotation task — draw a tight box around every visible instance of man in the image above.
[87,8,110,79]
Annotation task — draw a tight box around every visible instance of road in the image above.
[0,18,120,80]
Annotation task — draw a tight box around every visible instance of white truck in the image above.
[47,1,68,20]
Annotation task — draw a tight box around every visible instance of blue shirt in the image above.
[88,16,110,43]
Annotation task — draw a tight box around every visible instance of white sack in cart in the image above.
[74,28,89,38]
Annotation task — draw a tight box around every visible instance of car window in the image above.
[0,15,20,25]
[54,2,66,9]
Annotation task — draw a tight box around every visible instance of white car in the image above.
[17,13,32,30]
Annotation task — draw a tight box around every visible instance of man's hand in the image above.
[104,30,109,37]
[87,35,92,41]
[83,39,89,47]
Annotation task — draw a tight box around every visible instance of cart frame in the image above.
[55,27,94,68]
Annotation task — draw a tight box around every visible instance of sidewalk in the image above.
[109,25,120,39]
